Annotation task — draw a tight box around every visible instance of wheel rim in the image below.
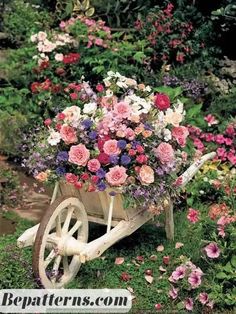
[33,197,88,288]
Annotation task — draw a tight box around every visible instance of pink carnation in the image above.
[60,125,78,144]
[68,144,90,166]
[103,139,120,155]
[154,142,174,164]
[105,166,128,186]
[113,101,132,119]
[172,126,189,147]
[87,159,101,173]
[204,242,220,259]
[187,208,200,223]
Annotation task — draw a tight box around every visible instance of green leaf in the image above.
[186,104,202,119]
[133,51,145,63]
[154,86,183,101]
[231,256,236,267]
[216,272,227,279]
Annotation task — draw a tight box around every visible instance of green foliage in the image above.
[0,168,22,206]
[2,0,52,45]
[0,111,28,155]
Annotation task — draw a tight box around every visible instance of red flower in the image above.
[97,153,110,165]
[154,94,170,111]
[96,84,104,92]
[63,53,80,64]
[136,155,148,164]
[136,145,144,154]
[81,173,90,181]
[70,93,78,100]
[57,113,65,120]
[88,184,96,192]
[91,175,99,184]
[65,173,78,184]
[31,82,41,93]
[44,118,52,126]
[55,123,62,131]
[74,181,83,189]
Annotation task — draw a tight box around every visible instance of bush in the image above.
[2,0,52,46]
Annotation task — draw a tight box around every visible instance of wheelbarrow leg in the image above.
[165,199,174,240]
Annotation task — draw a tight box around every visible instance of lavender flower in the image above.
[97,181,106,191]
[56,167,66,176]
[109,155,119,165]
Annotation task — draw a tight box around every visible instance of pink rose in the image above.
[87,159,101,172]
[103,140,120,155]
[172,126,189,147]
[155,142,174,164]
[113,102,131,119]
[125,128,135,140]
[139,165,154,185]
[105,166,128,186]
[154,93,170,110]
[60,125,78,144]
[68,144,90,166]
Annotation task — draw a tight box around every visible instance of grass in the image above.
[0,209,207,313]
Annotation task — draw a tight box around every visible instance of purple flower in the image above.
[82,119,93,129]
[56,167,66,176]
[118,140,127,149]
[144,123,153,130]
[109,155,119,165]
[56,151,68,162]
[96,168,106,178]
[184,298,193,311]
[198,292,209,305]
[97,181,106,191]
[188,271,202,289]
[204,242,220,258]
[155,167,164,176]
[120,154,131,165]
[131,140,141,149]
[88,131,97,140]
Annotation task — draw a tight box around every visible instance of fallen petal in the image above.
[115,257,125,265]
[156,245,164,252]
[145,275,154,284]
[175,242,184,249]
[159,266,167,272]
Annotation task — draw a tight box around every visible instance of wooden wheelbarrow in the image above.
[17,152,216,288]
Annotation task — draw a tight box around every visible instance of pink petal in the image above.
[115,257,125,265]
[175,242,184,249]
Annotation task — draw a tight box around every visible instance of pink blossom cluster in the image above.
[59,16,111,48]
[188,121,236,165]
[217,215,236,238]
[168,261,214,311]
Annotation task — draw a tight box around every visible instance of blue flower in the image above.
[88,131,97,140]
[56,167,66,176]
[56,151,68,163]
[109,155,119,165]
[82,119,93,129]
[120,154,131,165]
[96,168,106,178]
[97,181,106,191]
[118,140,127,150]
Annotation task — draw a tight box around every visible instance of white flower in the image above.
[47,130,61,146]
[116,81,128,89]
[124,94,152,115]
[163,129,172,141]
[63,106,81,125]
[37,31,47,42]
[55,53,64,61]
[83,102,97,115]
[30,34,38,42]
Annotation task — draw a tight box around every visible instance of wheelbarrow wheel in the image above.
[33,196,88,288]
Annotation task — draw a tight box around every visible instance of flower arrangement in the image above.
[28,71,191,210]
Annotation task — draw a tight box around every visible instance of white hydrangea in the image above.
[124,94,152,115]
[83,102,97,115]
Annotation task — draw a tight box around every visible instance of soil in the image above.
[0,156,52,235]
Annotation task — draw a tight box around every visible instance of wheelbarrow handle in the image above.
[177,152,216,188]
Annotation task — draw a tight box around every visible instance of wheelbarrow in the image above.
[17,152,216,288]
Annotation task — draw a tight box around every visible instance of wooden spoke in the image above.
[63,256,69,275]
[62,206,74,233]
[68,221,82,236]
[44,250,56,268]
[56,213,62,236]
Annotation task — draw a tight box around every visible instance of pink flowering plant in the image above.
[27,72,193,210]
